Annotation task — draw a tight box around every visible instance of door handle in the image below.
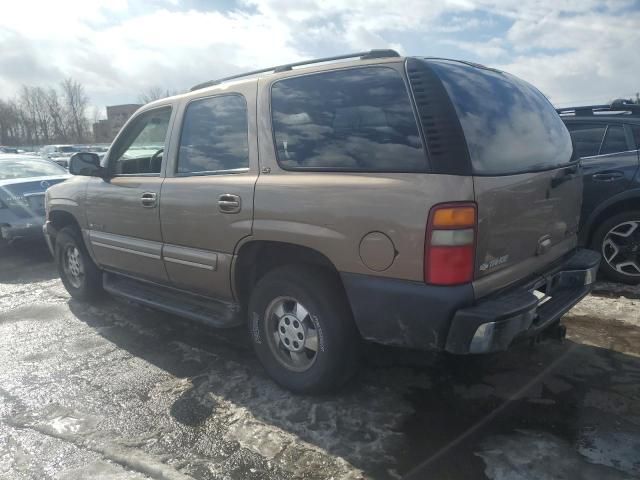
[592,171,624,182]
[141,192,157,208]
[218,194,241,213]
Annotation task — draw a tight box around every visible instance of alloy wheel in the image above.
[602,220,640,277]
[265,296,320,372]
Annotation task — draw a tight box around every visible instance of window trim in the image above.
[107,105,173,178]
[175,93,250,177]
[269,65,428,173]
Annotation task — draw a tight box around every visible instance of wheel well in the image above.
[234,241,342,307]
[49,210,81,237]
[587,198,640,245]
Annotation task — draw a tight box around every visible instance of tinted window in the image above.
[600,125,628,155]
[566,123,606,158]
[178,95,249,174]
[271,67,425,171]
[429,60,574,174]
[110,107,172,175]
[633,126,640,149]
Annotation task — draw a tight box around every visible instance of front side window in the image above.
[632,125,640,149]
[271,67,425,172]
[109,107,172,175]
[600,125,628,155]
[566,123,606,158]
[177,95,249,174]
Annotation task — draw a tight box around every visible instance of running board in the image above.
[103,272,242,328]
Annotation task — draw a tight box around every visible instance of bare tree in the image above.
[61,78,89,143]
[138,86,178,104]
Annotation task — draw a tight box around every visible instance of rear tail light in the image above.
[425,203,477,285]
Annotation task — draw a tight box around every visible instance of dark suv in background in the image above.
[559,100,640,284]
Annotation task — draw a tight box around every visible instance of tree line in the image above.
[0,78,90,147]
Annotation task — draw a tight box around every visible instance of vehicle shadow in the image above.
[67,299,640,480]
[0,240,57,284]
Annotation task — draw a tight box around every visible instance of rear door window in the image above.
[428,60,574,174]
[599,125,629,155]
[566,123,607,158]
[177,95,249,174]
[270,67,426,172]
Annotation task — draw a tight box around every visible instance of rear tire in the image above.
[248,265,360,394]
[591,210,640,285]
[55,226,104,300]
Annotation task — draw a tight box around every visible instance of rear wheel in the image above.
[55,227,104,300]
[591,210,640,284]
[248,265,360,393]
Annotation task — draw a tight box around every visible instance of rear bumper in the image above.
[341,248,600,353]
[445,248,600,353]
[0,219,45,243]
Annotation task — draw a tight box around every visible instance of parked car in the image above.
[0,146,19,154]
[40,144,81,168]
[558,100,640,284]
[44,50,600,393]
[0,155,69,244]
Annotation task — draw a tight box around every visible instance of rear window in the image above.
[429,60,574,175]
[0,158,67,180]
[271,67,426,172]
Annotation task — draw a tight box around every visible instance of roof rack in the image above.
[190,49,401,91]
[556,99,640,116]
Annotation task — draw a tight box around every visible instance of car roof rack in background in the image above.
[556,99,640,116]
[190,49,401,91]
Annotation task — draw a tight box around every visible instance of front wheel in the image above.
[248,265,360,394]
[55,227,104,300]
[591,210,640,285]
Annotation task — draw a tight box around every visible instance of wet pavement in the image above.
[1,242,639,479]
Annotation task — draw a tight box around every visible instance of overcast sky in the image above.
[1,0,639,112]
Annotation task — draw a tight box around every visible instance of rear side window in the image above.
[599,125,628,155]
[565,123,606,158]
[428,60,574,175]
[178,95,249,174]
[271,67,425,172]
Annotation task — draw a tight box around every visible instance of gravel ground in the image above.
[1,241,639,479]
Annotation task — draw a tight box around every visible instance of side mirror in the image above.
[69,152,105,177]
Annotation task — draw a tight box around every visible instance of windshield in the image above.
[0,158,68,180]
[429,60,574,175]
[57,146,78,153]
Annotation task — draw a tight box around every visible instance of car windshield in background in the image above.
[58,146,79,153]
[0,158,68,180]
[429,60,574,175]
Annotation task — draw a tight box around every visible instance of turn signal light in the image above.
[425,203,477,285]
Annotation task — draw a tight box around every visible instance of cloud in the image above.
[0,0,638,109]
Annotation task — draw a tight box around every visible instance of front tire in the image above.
[55,226,103,300]
[591,210,640,285]
[248,265,360,394]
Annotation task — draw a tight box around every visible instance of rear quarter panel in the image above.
[253,68,474,281]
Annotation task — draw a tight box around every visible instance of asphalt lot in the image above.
[1,241,639,480]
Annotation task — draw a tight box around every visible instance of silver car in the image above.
[0,155,69,244]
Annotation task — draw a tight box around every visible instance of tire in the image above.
[55,226,104,300]
[590,210,640,285]
[248,265,360,394]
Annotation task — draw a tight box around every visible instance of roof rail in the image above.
[190,49,401,91]
[557,99,640,116]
